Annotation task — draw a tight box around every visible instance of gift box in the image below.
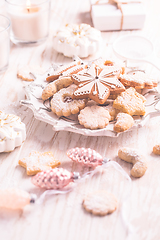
[90,0,146,31]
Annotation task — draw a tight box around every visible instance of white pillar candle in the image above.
[0,15,10,72]
[6,0,50,44]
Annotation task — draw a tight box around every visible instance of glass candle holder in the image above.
[0,15,10,73]
[5,0,51,45]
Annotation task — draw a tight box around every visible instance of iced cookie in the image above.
[0,111,26,153]
[46,60,87,82]
[113,87,146,116]
[119,71,158,89]
[114,112,134,132]
[93,58,125,76]
[82,190,118,216]
[72,64,125,104]
[78,105,111,130]
[42,76,73,101]
[18,151,61,176]
[51,85,87,117]
[53,23,102,58]
[17,65,44,81]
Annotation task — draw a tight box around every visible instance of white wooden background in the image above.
[1,0,160,239]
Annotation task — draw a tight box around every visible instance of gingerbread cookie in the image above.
[82,190,118,216]
[42,76,73,101]
[51,85,87,117]
[52,23,102,58]
[114,113,134,132]
[72,64,125,104]
[18,151,60,175]
[17,65,44,81]
[118,147,147,178]
[119,71,158,89]
[78,105,111,130]
[113,87,146,116]
[46,60,87,82]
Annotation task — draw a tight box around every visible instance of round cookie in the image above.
[51,85,87,117]
[82,190,118,216]
[78,105,111,130]
[53,23,102,58]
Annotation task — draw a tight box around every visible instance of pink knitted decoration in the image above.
[66,147,104,167]
[31,168,75,189]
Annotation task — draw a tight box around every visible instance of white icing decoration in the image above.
[73,64,124,100]
[0,111,26,152]
[48,60,85,79]
[119,72,157,85]
[53,23,102,58]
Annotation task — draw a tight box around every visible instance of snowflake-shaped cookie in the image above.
[72,64,125,104]
[18,151,61,175]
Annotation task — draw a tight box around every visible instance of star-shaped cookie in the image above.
[118,71,158,89]
[18,151,61,175]
[72,64,125,104]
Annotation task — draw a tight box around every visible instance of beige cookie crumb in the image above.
[114,112,134,132]
[78,105,111,130]
[113,87,146,116]
[17,65,45,81]
[82,190,118,216]
[118,147,147,178]
[153,144,160,155]
[18,151,61,175]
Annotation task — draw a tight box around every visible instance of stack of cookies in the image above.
[41,59,158,133]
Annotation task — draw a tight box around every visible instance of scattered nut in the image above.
[153,144,160,155]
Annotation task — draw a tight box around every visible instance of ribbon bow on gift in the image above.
[91,0,142,30]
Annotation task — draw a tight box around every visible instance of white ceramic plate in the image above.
[20,71,160,137]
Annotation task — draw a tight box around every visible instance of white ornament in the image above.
[53,23,102,58]
[0,111,26,152]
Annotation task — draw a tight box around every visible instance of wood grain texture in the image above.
[0,0,160,239]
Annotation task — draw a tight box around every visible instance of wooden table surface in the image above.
[1,0,160,239]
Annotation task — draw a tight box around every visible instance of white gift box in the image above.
[90,0,146,31]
